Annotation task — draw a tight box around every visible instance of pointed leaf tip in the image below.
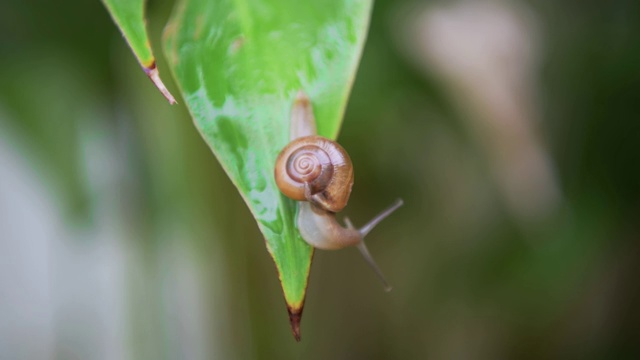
[144,64,177,105]
[287,305,303,342]
[102,0,177,104]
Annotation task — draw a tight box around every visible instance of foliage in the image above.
[102,0,372,337]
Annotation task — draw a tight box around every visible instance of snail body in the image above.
[297,201,360,249]
[274,91,402,291]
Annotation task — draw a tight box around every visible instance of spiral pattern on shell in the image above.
[275,135,354,213]
[286,145,333,190]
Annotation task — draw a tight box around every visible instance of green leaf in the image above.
[164,0,373,340]
[102,0,177,104]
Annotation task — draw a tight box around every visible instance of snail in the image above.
[274,91,403,291]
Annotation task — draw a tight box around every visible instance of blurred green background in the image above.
[1,0,639,359]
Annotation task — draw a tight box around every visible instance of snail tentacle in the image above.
[355,242,393,292]
[357,199,404,238]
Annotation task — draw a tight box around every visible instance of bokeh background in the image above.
[1,0,639,359]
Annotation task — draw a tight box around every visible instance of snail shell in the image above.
[274,135,354,213]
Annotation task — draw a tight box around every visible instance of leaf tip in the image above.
[287,304,304,342]
[144,61,178,105]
